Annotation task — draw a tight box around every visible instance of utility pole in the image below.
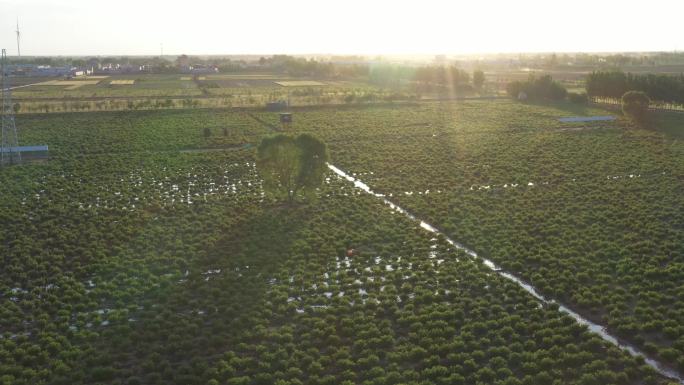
[1,49,21,166]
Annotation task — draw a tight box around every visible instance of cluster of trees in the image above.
[567,92,589,104]
[7,56,182,74]
[503,52,684,70]
[6,54,366,78]
[506,74,567,101]
[562,53,684,68]
[413,66,470,86]
[621,91,651,124]
[413,66,477,94]
[256,55,343,77]
[368,65,485,95]
[586,71,684,104]
[256,134,328,202]
[367,65,417,87]
[6,56,122,67]
[584,52,684,67]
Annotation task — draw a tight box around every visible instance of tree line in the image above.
[369,65,485,94]
[586,71,684,104]
[506,74,567,101]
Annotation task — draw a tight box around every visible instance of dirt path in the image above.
[2,82,46,91]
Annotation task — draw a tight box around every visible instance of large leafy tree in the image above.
[473,70,485,90]
[621,90,650,126]
[293,134,328,194]
[256,134,328,202]
[506,74,567,101]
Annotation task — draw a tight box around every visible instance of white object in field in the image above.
[0,145,49,153]
[558,116,616,122]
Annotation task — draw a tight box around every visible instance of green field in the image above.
[13,74,203,99]
[258,101,684,363]
[1,101,683,385]
[11,74,368,100]
[10,73,407,114]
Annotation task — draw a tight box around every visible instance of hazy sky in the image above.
[1,0,683,56]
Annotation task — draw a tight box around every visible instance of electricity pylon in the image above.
[1,48,21,166]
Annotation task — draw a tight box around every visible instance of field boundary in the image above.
[245,112,279,131]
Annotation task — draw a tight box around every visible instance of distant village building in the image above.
[7,64,86,77]
[188,65,219,74]
[119,63,136,73]
[176,54,219,74]
[7,64,33,76]
[93,63,146,75]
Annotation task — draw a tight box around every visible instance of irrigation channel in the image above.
[327,163,684,384]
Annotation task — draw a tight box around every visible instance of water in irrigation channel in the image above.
[327,163,684,384]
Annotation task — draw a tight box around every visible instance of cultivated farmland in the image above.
[1,100,683,385]
[38,79,102,89]
[257,100,684,370]
[10,73,402,114]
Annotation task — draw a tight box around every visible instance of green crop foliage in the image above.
[256,99,684,367]
[0,101,680,384]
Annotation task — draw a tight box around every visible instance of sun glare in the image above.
[2,0,683,55]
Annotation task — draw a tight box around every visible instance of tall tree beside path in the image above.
[621,91,650,126]
[256,134,328,203]
[473,70,485,90]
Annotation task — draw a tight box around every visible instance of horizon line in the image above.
[4,49,682,58]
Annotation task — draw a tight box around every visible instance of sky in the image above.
[1,0,683,56]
